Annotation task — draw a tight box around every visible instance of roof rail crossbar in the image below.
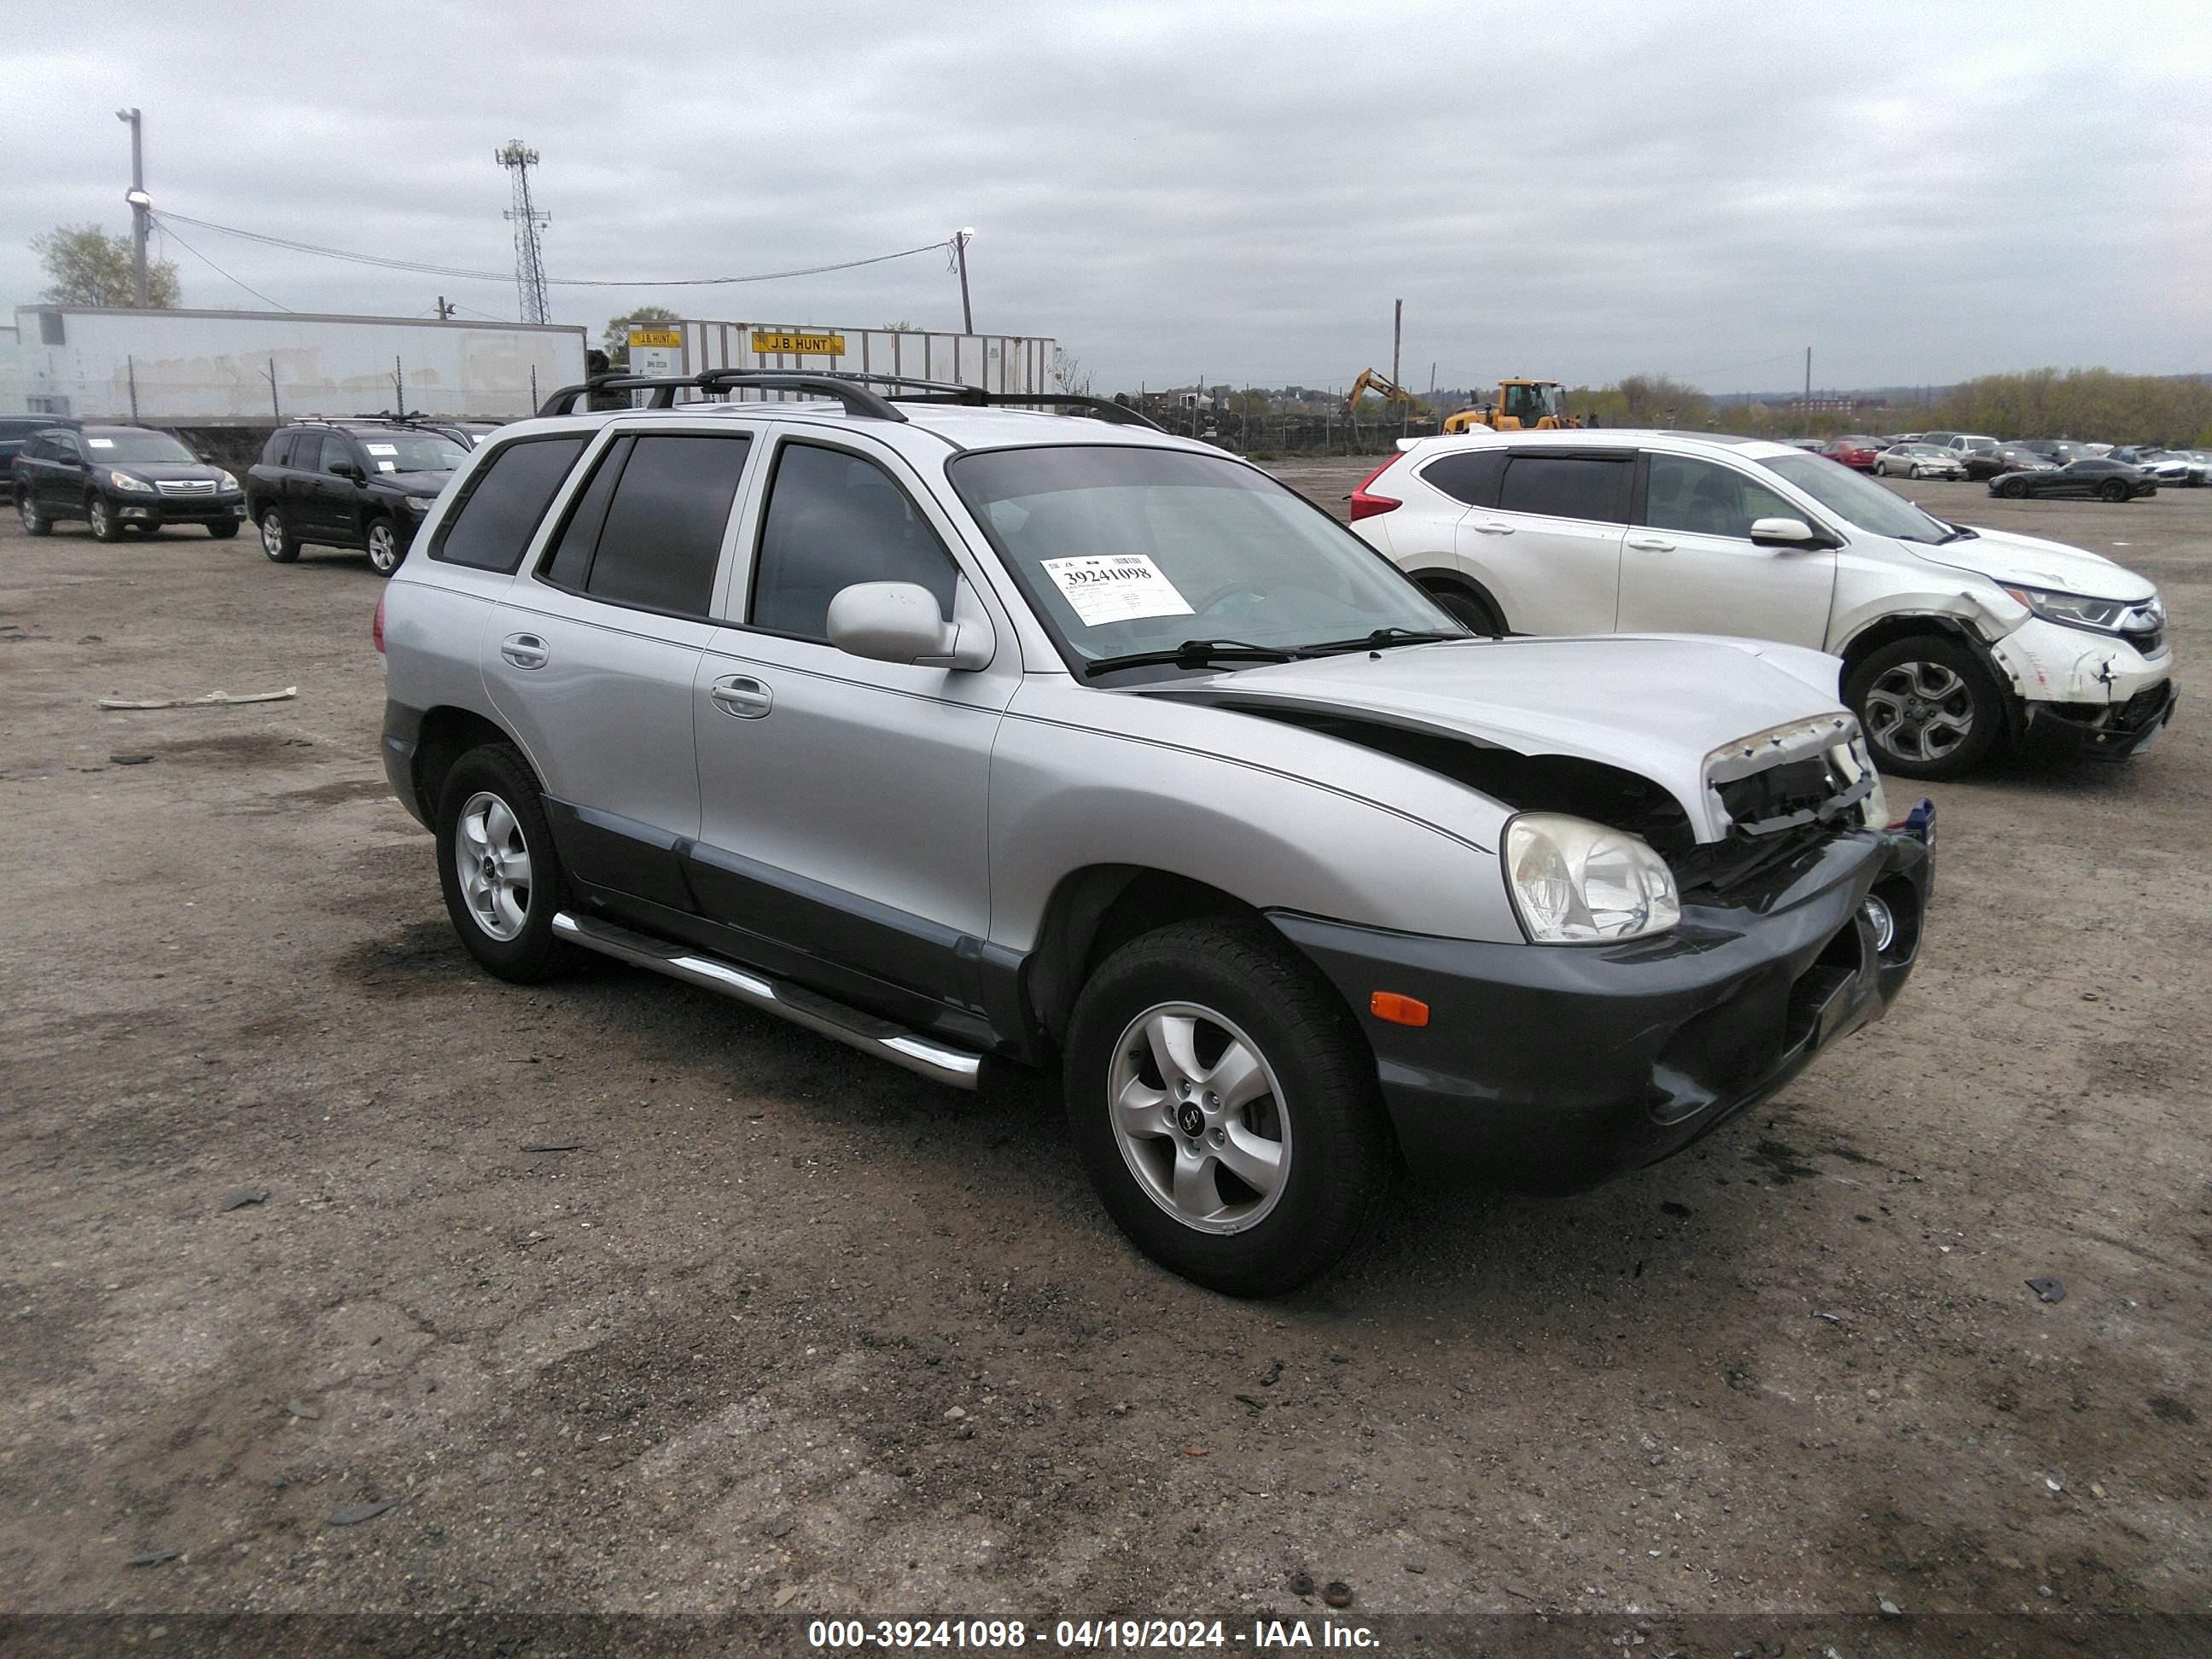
[536,370,906,422]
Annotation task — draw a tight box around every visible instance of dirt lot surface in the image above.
[2,467,2207,1632]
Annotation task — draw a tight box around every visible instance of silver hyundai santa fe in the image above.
[376,371,1934,1295]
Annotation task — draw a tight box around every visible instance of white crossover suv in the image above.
[1349,428,2175,779]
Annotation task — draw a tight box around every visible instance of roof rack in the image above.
[536,371,905,421]
[535,370,1163,430]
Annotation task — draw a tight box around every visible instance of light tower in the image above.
[495,140,551,324]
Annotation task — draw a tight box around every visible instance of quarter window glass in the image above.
[1419,450,1505,508]
[431,434,589,573]
[582,434,750,615]
[1644,455,1797,539]
[750,443,958,641]
[1497,456,1630,523]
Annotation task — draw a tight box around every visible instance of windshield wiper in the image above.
[1935,521,1978,544]
[1080,638,1309,678]
[1301,626,1468,654]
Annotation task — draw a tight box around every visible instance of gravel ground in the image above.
[1,468,2206,1631]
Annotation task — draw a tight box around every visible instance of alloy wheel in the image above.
[454,790,534,942]
[367,521,399,574]
[89,498,112,538]
[1863,661,1976,765]
[1107,1001,1290,1235]
[16,496,38,532]
[261,514,287,559]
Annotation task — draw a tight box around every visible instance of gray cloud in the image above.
[2,0,2206,394]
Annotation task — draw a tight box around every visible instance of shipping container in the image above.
[9,306,588,423]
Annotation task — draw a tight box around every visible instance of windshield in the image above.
[88,431,196,463]
[947,445,1458,670]
[358,433,468,472]
[1760,452,1952,543]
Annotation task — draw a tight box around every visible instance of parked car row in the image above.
[12,422,247,540]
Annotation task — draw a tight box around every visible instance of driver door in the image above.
[1615,451,1837,647]
[689,434,1021,1010]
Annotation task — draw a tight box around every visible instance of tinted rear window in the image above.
[1418,450,1505,509]
[1497,455,1631,523]
[429,435,588,573]
[575,434,750,616]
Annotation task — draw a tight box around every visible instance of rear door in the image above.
[1615,451,1837,646]
[1453,449,1633,634]
[481,426,756,911]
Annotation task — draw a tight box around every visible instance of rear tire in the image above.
[208,521,240,539]
[434,744,579,984]
[87,494,122,543]
[259,507,300,562]
[17,493,51,536]
[1063,918,1393,1296]
[1845,635,2005,781]
[1426,583,1505,635]
[2098,479,2129,503]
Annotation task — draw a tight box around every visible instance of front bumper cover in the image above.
[1272,823,1932,1193]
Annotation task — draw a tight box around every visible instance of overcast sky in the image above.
[3,2,2207,395]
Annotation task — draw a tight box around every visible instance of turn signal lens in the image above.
[1370,991,1429,1027]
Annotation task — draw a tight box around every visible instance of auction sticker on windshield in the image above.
[1041,555,1196,627]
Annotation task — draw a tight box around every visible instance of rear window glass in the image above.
[429,436,588,573]
[1497,455,1631,523]
[570,434,750,616]
[1418,450,1505,508]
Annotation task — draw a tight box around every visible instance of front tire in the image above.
[364,517,403,576]
[259,508,300,562]
[1063,918,1392,1296]
[1846,635,2005,781]
[2000,476,2029,498]
[208,521,240,539]
[87,494,122,543]
[434,744,579,984]
[16,493,50,536]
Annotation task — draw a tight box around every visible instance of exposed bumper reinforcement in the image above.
[550,910,984,1091]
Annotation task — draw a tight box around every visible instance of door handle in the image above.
[1627,536,1676,551]
[1473,520,1516,535]
[499,632,549,670]
[710,675,773,719]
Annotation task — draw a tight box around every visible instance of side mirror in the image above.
[827,579,995,671]
[1749,516,1831,550]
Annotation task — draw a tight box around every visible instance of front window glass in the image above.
[88,431,195,463]
[1644,455,1796,539]
[1761,452,1951,543]
[947,445,1455,668]
[355,432,467,473]
[750,443,959,641]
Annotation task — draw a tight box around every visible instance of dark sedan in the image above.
[1962,444,2057,482]
[1988,458,2157,502]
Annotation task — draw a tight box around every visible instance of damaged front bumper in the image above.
[1990,618,2176,760]
[1272,820,1933,1193]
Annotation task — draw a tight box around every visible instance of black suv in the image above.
[14,424,246,541]
[245,419,468,575]
[2,413,81,476]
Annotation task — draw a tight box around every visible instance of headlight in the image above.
[401,495,432,514]
[215,470,240,492]
[108,470,154,492]
[1502,813,1680,945]
[2000,584,2158,637]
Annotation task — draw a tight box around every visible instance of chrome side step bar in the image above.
[550,911,984,1091]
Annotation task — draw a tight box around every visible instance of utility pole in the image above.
[1391,299,1403,393]
[953,229,975,334]
[496,141,551,325]
[434,295,456,321]
[116,108,149,307]
[1804,346,1812,436]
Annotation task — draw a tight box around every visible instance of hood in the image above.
[113,461,229,484]
[1148,635,1851,841]
[371,469,452,496]
[1912,526,2154,601]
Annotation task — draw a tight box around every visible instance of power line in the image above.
[148,209,952,289]
[154,220,293,311]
